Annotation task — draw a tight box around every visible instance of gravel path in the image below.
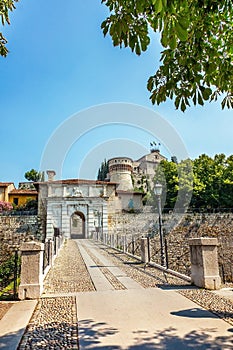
[43,240,95,294]
[97,244,190,288]
[179,289,233,326]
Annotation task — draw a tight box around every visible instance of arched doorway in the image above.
[70,211,85,239]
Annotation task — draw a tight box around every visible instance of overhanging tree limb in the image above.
[101,0,233,111]
[0,0,19,56]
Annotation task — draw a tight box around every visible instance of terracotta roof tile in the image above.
[0,182,14,187]
[9,189,38,195]
[35,179,117,185]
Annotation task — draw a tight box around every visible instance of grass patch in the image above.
[0,278,20,301]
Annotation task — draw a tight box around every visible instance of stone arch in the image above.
[70,211,86,239]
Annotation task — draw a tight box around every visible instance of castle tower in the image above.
[108,157,133,191]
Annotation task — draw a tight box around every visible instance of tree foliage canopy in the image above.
[101,0,233,111]
[0,0,18,56]
[97,159,109,181]
[154,153,233,210]
[24,169,44,182]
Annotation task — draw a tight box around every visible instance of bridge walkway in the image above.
[17,239,233,349]
[76,240,233,349]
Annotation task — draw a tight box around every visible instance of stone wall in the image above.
[0,215,40,264]
[108,209,233,282]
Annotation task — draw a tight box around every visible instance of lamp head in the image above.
[154,183,163,196]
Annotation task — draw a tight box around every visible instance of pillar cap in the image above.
[188,237,218,246]
[20,241,44,251]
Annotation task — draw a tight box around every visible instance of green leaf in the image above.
[175,22,188,41]
[152,0,163,14]
[102,0,233,111]
[193,91,197,105]
[150,90,158,105]
[135,42,141,55]
[178,16,189,30]
[202,87,212,100]
[147,77,154,92]
[198,91,204,106]
[161,30,168,47]
[175,96,181,109]
[169,35,177,50]
[181,98,186,112]
[102,25,108,37]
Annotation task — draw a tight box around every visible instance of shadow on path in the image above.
[171,308,219,319]
[0,328,25,350]
[78,319,233,350]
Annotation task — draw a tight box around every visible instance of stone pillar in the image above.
[189,237,221,290]
[48,239,54,266]
[141,237,149,263]
[18,241,44,300]
[102,203,108,238]
[61,203,70,239]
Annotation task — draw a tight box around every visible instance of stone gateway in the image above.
[37,178,117,240]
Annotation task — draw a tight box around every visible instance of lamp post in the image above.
[94,210,102,242]
[154,183,166,267]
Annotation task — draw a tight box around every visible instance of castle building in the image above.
[0,148,166,241]
[133,149,166,177]
[108,149,166,193]
[1,148,166,241]
[108,157,133,191]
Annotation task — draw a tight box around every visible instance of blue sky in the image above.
[1,0,232,185]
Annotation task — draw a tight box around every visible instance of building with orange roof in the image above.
[8,189,38,207]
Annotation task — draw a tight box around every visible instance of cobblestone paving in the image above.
[18,239,233,349]
[179,289,233,326]
[19,297,78,349]
[98,244,189,288]
[19,240,95,349]
[43,240,95,294]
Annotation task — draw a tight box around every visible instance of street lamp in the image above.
[154,183,166,267]
[94,210,102,241]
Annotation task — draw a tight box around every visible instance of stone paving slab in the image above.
[77,241,114,291]
[0,300,37,350]
[77,288,233,350]
[81,240,143,290]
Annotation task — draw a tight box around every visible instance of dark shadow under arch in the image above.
[70,211,85,239]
